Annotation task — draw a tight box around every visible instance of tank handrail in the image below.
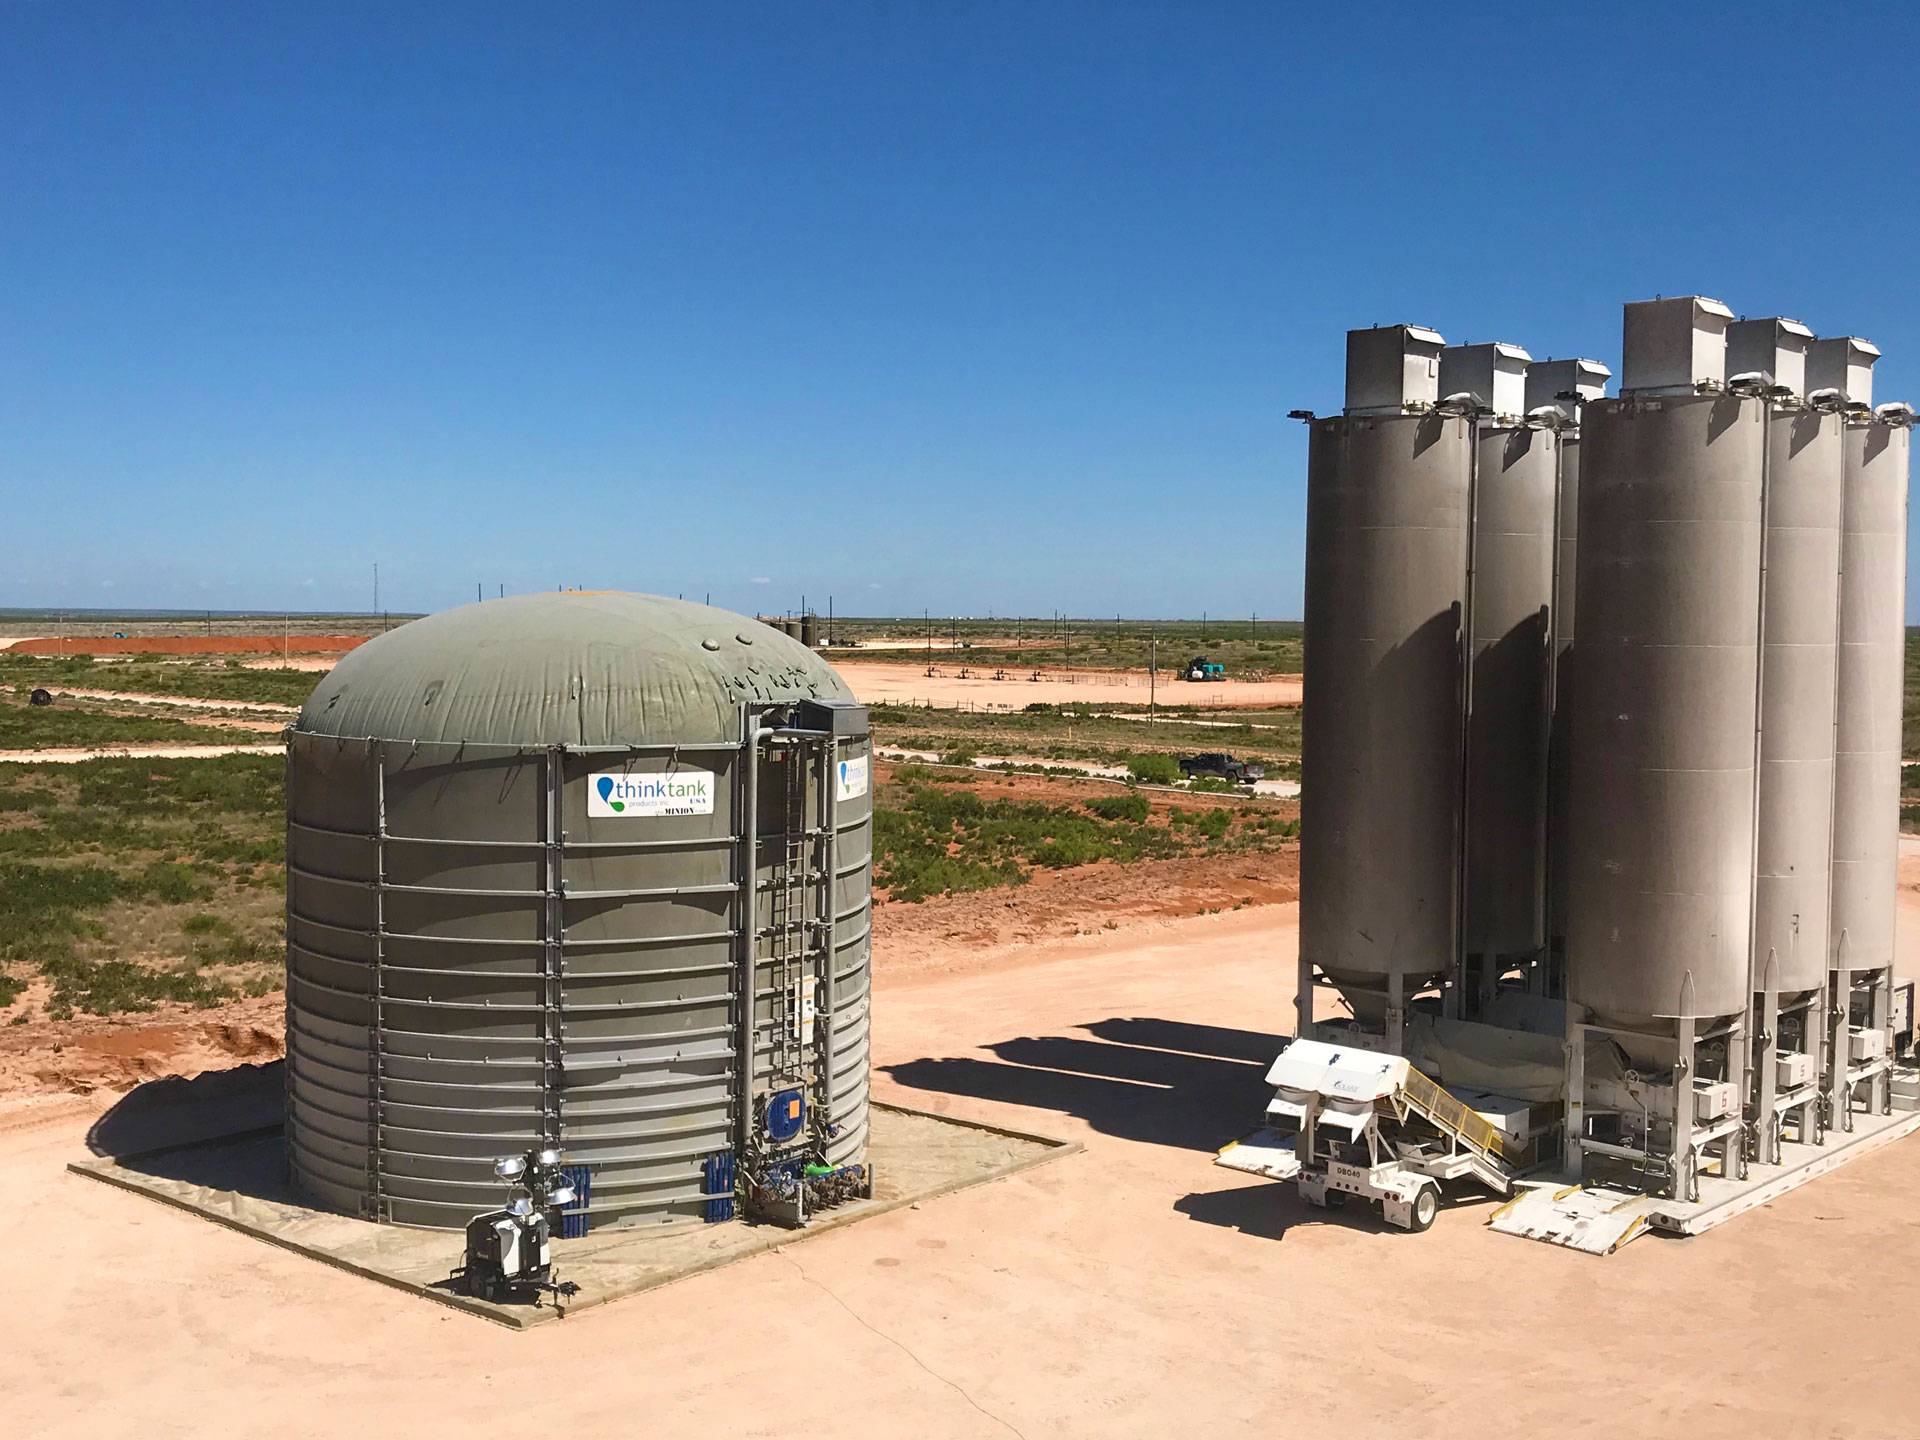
[292,951,733,984]
[287,856,738,902]
[288,816,741,854]
[289,966,739,1017]
[289,910,735,952]
[294,732,745,756]
[562,881,739,901]
[288,1010,738,1063]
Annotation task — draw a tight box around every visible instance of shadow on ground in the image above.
[85,1060,292,1204]
[882,1014,1283,1152]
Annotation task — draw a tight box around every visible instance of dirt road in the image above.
[26,687,298,714]
[11,864,1920,1435]
[828,658,1301,710]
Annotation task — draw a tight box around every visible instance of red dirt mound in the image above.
[6,635,369,656]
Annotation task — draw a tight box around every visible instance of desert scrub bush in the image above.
[1086,793,1150,823]
[40,954,237,1018]
[1194,808,1233,841]
[1125,753,1181,785]
[873,786,1186,901]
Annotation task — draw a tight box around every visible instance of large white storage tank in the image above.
[1300,326,1472,1035]
[1564,297,1767,1031]
[284,592,874,1230]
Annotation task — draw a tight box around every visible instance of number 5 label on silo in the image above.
[836,755,869,802]
[589,770,716,817]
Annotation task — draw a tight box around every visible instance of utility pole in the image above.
[1149,633,1157,723]
[374,562,379,616]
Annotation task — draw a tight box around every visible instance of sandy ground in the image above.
[7,853,1920,1436]
[0,742,287,765]
[4,636,367,656]
[828,659,1302,710]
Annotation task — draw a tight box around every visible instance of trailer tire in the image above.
[1408,1184,1438,1233]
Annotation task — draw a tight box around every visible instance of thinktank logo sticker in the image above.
[589,769,716,817]
[836,754,870,802]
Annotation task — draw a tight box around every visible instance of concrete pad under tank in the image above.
[69,1089,1077,1331]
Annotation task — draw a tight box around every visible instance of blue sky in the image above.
[4,2,1918,620]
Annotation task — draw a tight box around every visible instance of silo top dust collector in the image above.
[284,591,874,1232]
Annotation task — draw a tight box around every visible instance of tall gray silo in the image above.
[1727,318,1843,1157]
[1829,351,1910,1121]
[1300,325,1471,1044]
[1527,358,1610,987]
[1441,342,1555,1010]
[283,591,873,1230]
[1565,296,1765,1031]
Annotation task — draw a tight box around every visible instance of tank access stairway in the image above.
[1215,1040,1523,1231]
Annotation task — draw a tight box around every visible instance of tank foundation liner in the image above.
[69,1100,1078,1330]
[1491,1106,1920,1255]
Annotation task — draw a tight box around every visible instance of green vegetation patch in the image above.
[0,654,322,708]
[0,753,287,1018]
[0,695,257,751]
[873,780,1293,904]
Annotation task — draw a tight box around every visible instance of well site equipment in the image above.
[1270,300,1917,1241]
[1299,325,1472,1039]
[284,591,874,1231]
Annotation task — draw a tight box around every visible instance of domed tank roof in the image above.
[297,591,852,748]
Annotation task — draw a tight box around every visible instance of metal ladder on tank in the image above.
[763,740,829,1099]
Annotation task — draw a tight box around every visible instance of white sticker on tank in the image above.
[588,769,716,817]
[836,754,869,803]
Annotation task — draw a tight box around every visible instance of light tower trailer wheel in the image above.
[1381,1180,1440,1233]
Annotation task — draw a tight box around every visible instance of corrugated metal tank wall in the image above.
[1830,418,1911,976]
[1463,423,1556,958]
[284,593,870,1230]
[1565,393,1766,1029]
[1752,407,1846,994]
[1300,411,1473,1009]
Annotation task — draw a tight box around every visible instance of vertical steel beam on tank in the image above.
[365,744,389,1220]
[541,748,566,1154]
[736,714,767,1161]
[818,735,838,1120]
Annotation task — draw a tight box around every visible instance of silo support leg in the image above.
[1755,979,1779,1165]
[1564,1022,1586,1178]
[1295,957,1315,1042]
[1672,1016,1696,1202]
[1831,967,1854,1133]
[1386,973,1405,1058]
[1873,967,1894,1115]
